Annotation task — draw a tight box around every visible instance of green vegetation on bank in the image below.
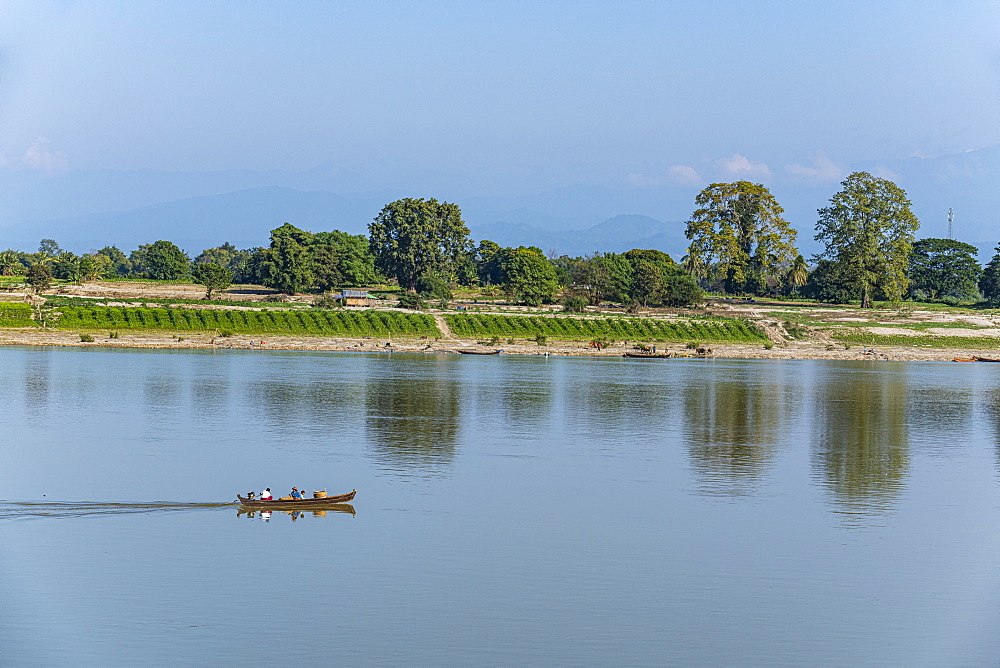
[0,303,35,327]
[831,330,1000,349]
[445,313,765,343]
[42,295,314,309]
[49,305,439,337]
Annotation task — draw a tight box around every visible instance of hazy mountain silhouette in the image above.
[1,146,997,258]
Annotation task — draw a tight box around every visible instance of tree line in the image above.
[2,170,997,308]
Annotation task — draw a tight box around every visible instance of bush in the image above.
[562,296,588,313]
[534,334,547,346]
[79,333,94,342]
[416,273,452,300]
[783,320,807,339]
[397,292,424,309]
[523,295,543,307]
[313,294,343,309]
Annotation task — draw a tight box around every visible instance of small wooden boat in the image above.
[953,358,976,362]
[623,352,671,359]
[974,356,1000,362]
[237,489,356,507]
[458,349,503,355]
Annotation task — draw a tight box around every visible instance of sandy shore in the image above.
[0,328,988,362]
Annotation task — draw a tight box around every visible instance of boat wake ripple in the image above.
[0,500,235,521]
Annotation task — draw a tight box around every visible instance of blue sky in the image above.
[0,1,999,222]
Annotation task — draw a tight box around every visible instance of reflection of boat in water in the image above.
[237,504,356,519]
[623,352,671,359]
[237,489,356,507]
[457,349,502,355]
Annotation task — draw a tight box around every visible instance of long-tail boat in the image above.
[457,349,503,355]
[974,356,1000,362]
[237,489,356,507]
[623,352,671,358]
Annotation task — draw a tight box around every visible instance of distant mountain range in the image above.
[1,145,998,260]
[470,215,688,258]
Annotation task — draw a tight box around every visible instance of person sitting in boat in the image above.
[261,488,272,500]
[290,487,303,499]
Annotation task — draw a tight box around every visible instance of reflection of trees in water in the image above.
[23,349,51,420]
[979,389,1000,473]
[246,379,353,427]
[474,374,553,435]
[811,370,909,520]
[365,374,458,478]
[143,375,184,419]
[190,375,230,421]
[562,371,672,437]
[683,376,789,497]
[906,387,974,443]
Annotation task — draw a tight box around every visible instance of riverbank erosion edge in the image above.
[0,328,993,362]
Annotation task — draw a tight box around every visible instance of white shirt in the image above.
[261,489,272,499]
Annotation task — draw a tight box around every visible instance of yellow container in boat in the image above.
[279,496,293,500]
[313,490,327,499]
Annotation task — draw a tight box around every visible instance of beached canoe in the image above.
[457,349,503,355]
[974,356,1000,362]
[237,490,356,507]
[623,352,671,359]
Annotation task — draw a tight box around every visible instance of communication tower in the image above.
[948,208,954,239]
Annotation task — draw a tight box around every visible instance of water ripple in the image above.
[0,500,235,521]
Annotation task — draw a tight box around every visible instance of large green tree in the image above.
[192,262,234,299]
[475,240,505,286]
[624,249,702,307]
[52,252,81,281]
[814,172,920,308]
[802,259,860,304]
[26,262,53,293]
[368,198,471,292]
[979,245,1000,301]
[908,238,981,301]
[311,230,380,290]
[502,246,559,305]
[97,246,132,277]
[685,181,799,294]
[130,240,190,280]
[78,254,111,282]
[261,223,315,294]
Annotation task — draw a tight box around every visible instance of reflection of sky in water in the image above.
[4,349,1000,664]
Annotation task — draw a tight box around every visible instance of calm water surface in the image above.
[1,346,999,665]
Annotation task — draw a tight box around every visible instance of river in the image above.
[2,346,998,664]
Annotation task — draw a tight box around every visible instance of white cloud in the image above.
[627,164,702,187]
[666,164,701,185]
[20,138,69,173]
[717,153,771,179]
[785,152,844,182]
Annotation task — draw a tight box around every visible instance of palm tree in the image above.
[786,254,808,295]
